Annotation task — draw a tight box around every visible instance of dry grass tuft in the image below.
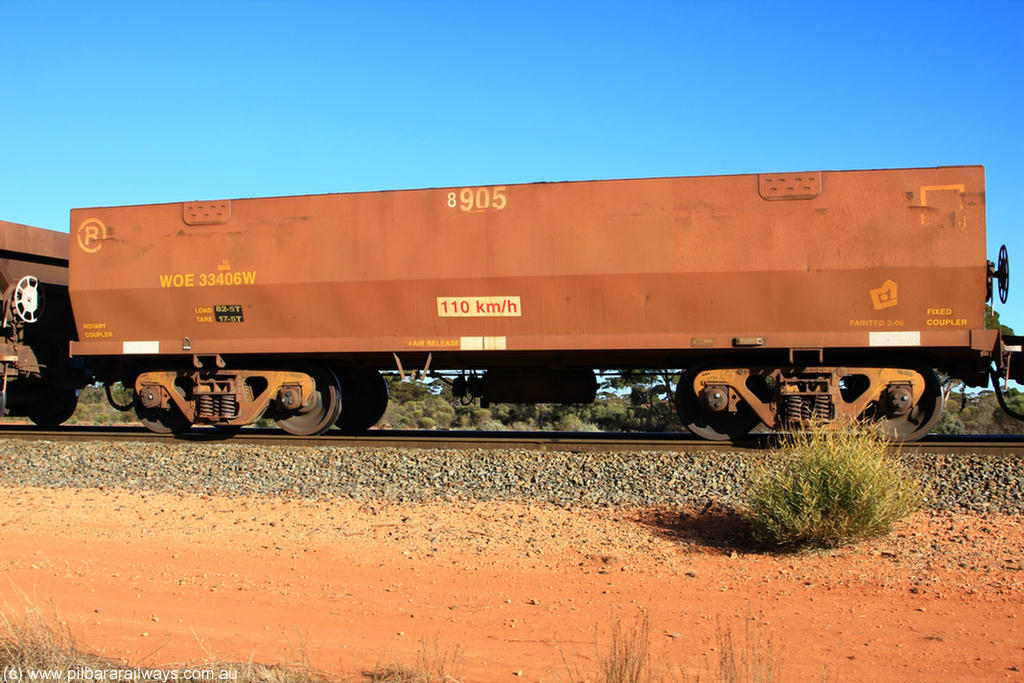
[744,423,925,548]
[713,621,777,683]
[364,638,461,682]
[562,616,786,683]
[0,606,111,673]
[0,606,460,683]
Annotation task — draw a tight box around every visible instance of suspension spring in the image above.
[814,393,831,420]
[784,395,803,424]
[196,394,239,420]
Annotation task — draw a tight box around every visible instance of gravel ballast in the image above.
[0,440,1021,512]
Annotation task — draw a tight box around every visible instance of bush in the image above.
[554,413,602,432]
[744,424,925,548]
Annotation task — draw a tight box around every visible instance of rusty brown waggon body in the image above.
[2,166,1019,439]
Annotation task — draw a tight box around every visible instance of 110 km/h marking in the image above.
[437,296,521,317]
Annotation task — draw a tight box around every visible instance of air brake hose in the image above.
[990,370,1024,422]
[106,383,135,412]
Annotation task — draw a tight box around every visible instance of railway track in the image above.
[3,424,1022,512]
[2,424,1022,455]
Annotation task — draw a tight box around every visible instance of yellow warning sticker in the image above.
[437,296,521,317]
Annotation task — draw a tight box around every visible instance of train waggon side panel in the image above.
[67,166,987,359]
[0,219,70,288]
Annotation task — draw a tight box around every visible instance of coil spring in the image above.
[784,394,832,424]
[784,395,804,424]
[814,393,831,420]
[196,394,239,420]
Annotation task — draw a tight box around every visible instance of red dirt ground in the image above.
[0,486,1021,682]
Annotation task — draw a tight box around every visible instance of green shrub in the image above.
[744,424,925,548]
[554,413,602,432]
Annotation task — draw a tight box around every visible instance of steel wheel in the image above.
[335,369,389,433]
[28,389,79,428]
[875,364,944,441]
[675,366,760,441]
[134,398,191,434]
[276,364,342,436]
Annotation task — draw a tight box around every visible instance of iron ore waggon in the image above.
[4,165,1021,440]
[0,220,84,424]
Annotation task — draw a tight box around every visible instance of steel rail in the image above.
[1,424,1022,455]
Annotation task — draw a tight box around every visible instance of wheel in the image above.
[997,245,1010,304]
[875,364,944,441]
[675,367,760,441]
[335,369,389,433]
[27,389,79,428]
[276,364,342,436]
[12,276,43,323]
[134,398,191,434]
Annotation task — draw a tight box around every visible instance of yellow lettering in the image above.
[447,186,509,212]
[926,318,968,327]
[161,271,256,288]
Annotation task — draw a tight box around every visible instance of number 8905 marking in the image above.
[447,186,508,212]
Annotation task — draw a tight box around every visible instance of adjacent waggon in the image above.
[2,166,1021,440]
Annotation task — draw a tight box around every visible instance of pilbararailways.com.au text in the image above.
[3,668,238,682]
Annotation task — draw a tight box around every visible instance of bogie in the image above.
[675,363,945,441]
[130,365,344,436]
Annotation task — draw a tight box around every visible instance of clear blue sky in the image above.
[2,0,1022,329]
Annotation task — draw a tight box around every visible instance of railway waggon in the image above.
[2,165,1021,440]
[0,220,85,425]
